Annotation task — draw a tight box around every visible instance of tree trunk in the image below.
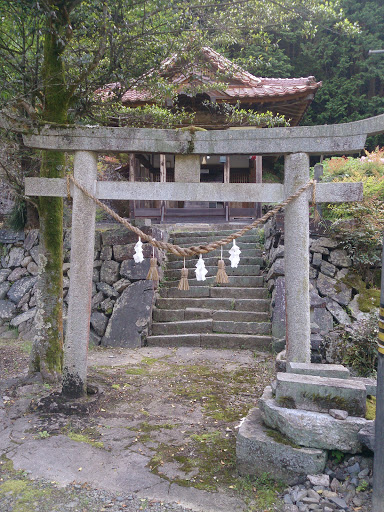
[29,3,72,382]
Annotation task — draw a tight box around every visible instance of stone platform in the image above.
[236,363,375,484]
[236,408,328,485]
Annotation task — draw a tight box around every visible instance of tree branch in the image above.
[68,2,108,94]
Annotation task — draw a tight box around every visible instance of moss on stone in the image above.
[341,271,380,313]
[366,396,376,420]
[125,368,147,375]
[303,391,362,416]
[265,429,301,449]
[276,396,296,409]
[67,432,104,449]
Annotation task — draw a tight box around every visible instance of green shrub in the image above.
[6,199,27,231]
[319,149,384,281]
[339,313,378,377]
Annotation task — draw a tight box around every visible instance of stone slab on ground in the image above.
[275,372,366,417]
[259,387,370,453]
[236,408,327,485]
[286,362,350,379]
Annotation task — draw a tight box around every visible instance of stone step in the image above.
[287,362,350,379]
[213,320,271,335]
[169,231,262,245]
[151,318,271,336]
[165,275,264,288]
[160,286,269,299]
[172,241,261,252]
[164,264,261,277]
[275,373,367,417]
[166,258,262,270]
[167,249,262,261]
[171,229,263,239]
[146,333,201,347]
[259,386,369,454]
[146,333,272,350]
[171,235,262,246]
[236,408,327,485]
[151,319,212,335]
[152,308,270,323]
[211,309,270,322]
[156,297,270,312]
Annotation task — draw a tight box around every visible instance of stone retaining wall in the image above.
[0,226,167,347]
[264,215,379,361]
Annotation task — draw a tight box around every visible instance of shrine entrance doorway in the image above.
[129,152,262,223]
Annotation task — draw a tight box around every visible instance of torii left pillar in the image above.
[62,151,97,397]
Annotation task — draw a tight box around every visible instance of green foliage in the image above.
[6,199,27,231]
[330,450,345,464]
[209,101,289,128]
[104,104,195,129]
[366,396,376,421]
[281,0,384,130]
[321,149,384,279]
[38,431,50,439]
[338,314,378,377]
[356,480,369,492]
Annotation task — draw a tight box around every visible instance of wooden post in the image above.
[129,153,135,219]
[224,156,230,221]
[62,151,97,397]
[255,156,263,218]
[160,154,166,221]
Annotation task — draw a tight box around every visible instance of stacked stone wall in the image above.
[264,215,379,361]
[0,226,167,346]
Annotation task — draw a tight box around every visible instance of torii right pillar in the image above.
[284,152,311,363]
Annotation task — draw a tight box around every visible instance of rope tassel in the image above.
[216,259,229,284]
[146,258,159,281]
[146,243,159,281]
[178,267,190,291]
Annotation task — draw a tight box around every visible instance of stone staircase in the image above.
[146,228,272,350]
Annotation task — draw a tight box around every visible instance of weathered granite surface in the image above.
[101,280,155,348]
[259,386,370,453]
[236,407,327,485]
[275,373,366,417]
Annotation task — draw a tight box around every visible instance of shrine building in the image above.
[100,47,322,222]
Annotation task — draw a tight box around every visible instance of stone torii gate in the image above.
[23,115,384,397]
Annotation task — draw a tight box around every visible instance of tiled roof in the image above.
[120,47,321,104]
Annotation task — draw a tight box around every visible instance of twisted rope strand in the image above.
[69,175,315,257]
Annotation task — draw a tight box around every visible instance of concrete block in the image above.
[275,372,366,417]
[236,408,327,485]
[286,362,350,379]
[260,387,369,453]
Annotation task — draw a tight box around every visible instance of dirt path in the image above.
[0,341,282,512]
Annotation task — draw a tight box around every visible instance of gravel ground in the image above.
[282,453,373,512]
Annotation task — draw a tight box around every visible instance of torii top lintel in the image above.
[20,113,384,156]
